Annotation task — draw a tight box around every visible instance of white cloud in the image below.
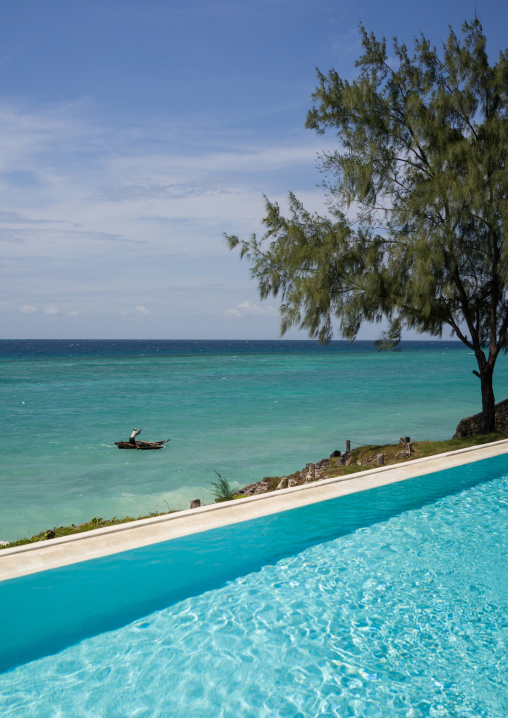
[121,305,151,320]
[19,304,37,314]
[0,100,329,338]
[225,301,277,319]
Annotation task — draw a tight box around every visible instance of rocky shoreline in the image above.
[238,448,376,496]
[4,431,507,551]
[238,412,508,497]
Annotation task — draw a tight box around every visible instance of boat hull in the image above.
[114,440,169,450]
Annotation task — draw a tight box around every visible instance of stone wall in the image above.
[453,398,508,437]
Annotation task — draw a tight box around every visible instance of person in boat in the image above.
[129,427,142,445]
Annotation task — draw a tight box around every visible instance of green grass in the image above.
[345,432,508,466]
[256,432,508,487]
[0,509,175,550]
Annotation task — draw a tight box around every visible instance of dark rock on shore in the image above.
[454,398,508,437]
[336,451,353,466]
[240,478,272,496]
[239,455,344,497]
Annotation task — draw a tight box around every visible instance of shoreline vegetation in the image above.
[2,432,507,551]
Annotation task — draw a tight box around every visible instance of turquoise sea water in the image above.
[1,458,506,716]
[1,339,508,542]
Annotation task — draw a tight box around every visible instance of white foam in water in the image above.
[1,477,507,717]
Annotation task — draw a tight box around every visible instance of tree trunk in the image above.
[480,365,496,433]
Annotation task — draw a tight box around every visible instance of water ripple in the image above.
[1,478,507,717]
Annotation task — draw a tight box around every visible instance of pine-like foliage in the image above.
[225,19,508,432]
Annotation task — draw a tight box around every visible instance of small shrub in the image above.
[208,471,236,502]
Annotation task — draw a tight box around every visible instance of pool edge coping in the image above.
[2,437,508,580]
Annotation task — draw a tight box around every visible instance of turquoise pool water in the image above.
[1,456,507,716]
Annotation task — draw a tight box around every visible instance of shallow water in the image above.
[1,471,506,717]
[1,339,507,541]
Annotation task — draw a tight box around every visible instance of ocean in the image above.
[1,339,507,543]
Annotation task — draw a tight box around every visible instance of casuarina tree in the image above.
[226,19,508,433]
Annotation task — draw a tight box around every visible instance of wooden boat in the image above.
[115,439,170,450]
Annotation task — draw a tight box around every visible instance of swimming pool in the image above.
[1,454,507,716]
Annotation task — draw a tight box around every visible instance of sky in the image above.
[1,0,507,340]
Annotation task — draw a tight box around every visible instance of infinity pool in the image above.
[1,456,507,716]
